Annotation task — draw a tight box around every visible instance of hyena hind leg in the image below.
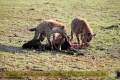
[33,30,40,40]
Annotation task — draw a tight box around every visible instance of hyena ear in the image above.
[93,34,96,38]
[60,26,65,29]
[93,34,96,36]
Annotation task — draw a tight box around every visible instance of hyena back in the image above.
[71,17,95,45]
[30,20,67,51]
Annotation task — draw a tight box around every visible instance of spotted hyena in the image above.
[29,20,67,51]
[71,17,95,45]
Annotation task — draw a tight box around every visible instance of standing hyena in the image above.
[71,17,95,45]
[29,20,67,51]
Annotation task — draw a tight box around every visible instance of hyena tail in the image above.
[29,28,36,31]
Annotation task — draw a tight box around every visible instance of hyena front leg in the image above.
[81,33,84,44]
[37,32,46,51]
[81,33,85,48]
[46,29,54,51]
[76,33,80,44]
[57,35,65,51]
[47,36,54,51]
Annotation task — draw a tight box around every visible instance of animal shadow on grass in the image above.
[0,43,30,53]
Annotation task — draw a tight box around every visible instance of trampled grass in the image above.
[0,0,120,79]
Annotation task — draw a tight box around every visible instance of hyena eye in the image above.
[87,33,91,36]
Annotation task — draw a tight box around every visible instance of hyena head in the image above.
[52,26,67,35]
[52,26,68,41]
[83,33,96,43]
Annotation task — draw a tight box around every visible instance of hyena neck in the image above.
[52,27,60,33]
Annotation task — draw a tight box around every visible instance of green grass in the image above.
[0,0,120,79]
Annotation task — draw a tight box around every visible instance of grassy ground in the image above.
[0,0,120,79]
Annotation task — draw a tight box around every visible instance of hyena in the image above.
[29,20,67,51]
[71,17,95,45]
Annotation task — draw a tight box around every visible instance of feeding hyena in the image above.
[29,20,67,51]
[71,17,96,47]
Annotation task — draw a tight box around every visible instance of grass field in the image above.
[0,0,120,79]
